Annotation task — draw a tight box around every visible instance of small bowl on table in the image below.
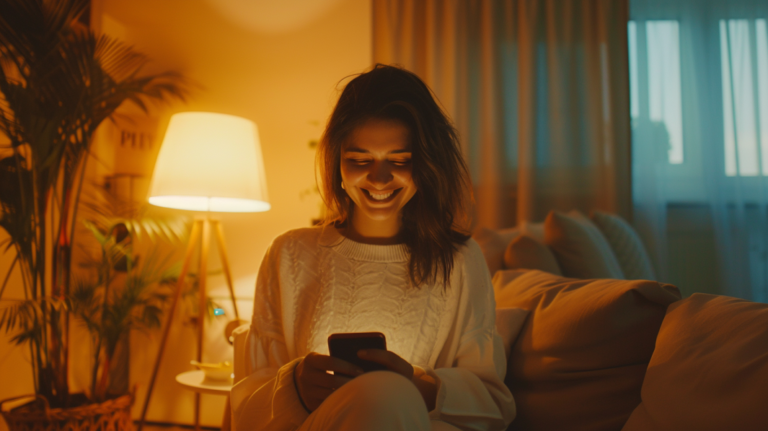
[191,360,233,382]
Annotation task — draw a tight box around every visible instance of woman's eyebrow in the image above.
[342,146,369,153]
[343,146,412,154]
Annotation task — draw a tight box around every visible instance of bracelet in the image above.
[293,361,312,414]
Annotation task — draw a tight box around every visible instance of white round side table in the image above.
[176,370,233,431]
[175,369,233,395]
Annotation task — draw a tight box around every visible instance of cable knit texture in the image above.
[231,225,516,431]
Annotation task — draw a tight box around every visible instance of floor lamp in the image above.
[138,112,270,431]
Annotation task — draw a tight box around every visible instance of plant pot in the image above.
[0,393,134,431]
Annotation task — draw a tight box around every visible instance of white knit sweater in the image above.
[230,225,515,430]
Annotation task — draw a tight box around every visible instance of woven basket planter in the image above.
[0,393,134,431]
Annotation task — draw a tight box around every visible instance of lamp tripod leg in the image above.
[214,221,239,320]
[195,219,212,431]
[138,219,202,431]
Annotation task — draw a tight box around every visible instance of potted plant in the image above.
[0,0,187,428]
[0,191,189,430]
[73,191,190,400]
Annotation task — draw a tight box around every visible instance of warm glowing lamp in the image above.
[139,112,269,431]
[148,112,270,212]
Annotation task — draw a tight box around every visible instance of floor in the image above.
[139,423,220,431]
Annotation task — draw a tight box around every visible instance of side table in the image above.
[176,370,233,431]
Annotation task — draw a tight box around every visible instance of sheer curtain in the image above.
[631,0,768,301]
[373,0,631,229]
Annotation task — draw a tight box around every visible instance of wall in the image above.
[0,0,371,428]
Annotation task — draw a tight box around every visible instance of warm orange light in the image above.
[148,112,270,213]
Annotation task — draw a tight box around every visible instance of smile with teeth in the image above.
[363,188,401,201]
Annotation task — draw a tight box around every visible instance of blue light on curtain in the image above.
[631,0,768,301]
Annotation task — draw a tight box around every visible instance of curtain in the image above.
[373,0,631,228]
[631,0,768,301]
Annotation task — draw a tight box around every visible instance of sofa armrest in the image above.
[231,323,251,385]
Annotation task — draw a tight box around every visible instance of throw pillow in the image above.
[495,307,529,360]
[493,270,680,431]
[544,210,624,279]
[473,226,519,276]
[518,221,545,242]
[622,294,768,431]
[590,210,656,280]
[503,235,562,275]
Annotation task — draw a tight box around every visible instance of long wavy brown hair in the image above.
[317,64,472,288]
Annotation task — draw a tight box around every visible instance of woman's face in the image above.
[340,118,417,233]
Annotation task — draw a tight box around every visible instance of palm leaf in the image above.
[79,186,190,245]
[0,296,69,339]
[69,276,102,333]
[98,249,176,353]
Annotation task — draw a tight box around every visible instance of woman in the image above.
[231,64,515,431]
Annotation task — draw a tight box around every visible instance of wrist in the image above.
[292,360,312,413]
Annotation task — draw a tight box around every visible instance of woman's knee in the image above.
[301,371,431,430]
[333,370,426,415]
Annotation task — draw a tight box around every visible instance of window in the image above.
[721,19,768,176]
[629,20,685,165]
[630,18,768,176]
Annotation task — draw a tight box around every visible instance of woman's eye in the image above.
[391,159,411,166]
[346,158,370,165]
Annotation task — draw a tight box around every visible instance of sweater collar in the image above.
[318,224,409,262]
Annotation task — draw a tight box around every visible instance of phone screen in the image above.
[328,332,387,373]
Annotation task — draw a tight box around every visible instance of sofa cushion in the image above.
[495,307,529,360]
[473,226,520,276]
[622,293,768,431]
[590,210,655,280]
[518,220,546,242]
[503,234,562,275]
[544,210,625,279]
[493,269,680,431]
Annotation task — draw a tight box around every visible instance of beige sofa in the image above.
[478,210,768,431]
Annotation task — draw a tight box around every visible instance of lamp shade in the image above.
[148,112,270,212]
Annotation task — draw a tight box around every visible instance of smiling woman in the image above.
[230,65,516,431]
[318,65,475,287]
[339,118,417,243]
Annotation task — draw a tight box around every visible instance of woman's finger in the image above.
[296,352,373,411]
[296,354,352,411]
[305,353,364,377]
[304,368,352,390]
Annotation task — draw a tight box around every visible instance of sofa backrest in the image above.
[474,210,656,281]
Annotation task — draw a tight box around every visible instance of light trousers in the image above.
[297,371,459,431]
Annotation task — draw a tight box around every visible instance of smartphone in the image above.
[327,332,388,373]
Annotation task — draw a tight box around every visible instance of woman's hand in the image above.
[295,352,364,411]
[357,349,414,380]
[359,350,437,411]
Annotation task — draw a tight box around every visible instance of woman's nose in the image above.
[367,161,394,185]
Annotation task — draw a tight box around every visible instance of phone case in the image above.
[328,332,388,373]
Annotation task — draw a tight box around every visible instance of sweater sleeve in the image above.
[231,238,310,431]
[427,239,517,430]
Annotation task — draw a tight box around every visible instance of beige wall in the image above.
[0,0,371,428]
